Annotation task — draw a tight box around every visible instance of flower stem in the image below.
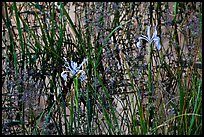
[147,44,153,95]
[74,77,79,133]
[147,43,153,130]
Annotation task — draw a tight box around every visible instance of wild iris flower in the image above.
[61,57,87,81]
[136,25,161,50]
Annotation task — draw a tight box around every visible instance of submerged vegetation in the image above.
[2,2,202,135]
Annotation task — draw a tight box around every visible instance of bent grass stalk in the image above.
[151,113,202,133]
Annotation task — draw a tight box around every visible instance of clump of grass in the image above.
[2,2,202,135]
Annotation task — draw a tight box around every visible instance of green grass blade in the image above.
[42,102,56,135]
[13,2,25,60]
[188,79,201,134]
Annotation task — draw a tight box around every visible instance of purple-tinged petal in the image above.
[78,58,87,70]
[140,35,150,42]
[151,26,157,40]
[147,25,151,40]
[61,71,68,81]
[136,41,142,48]
[153,37,161,50]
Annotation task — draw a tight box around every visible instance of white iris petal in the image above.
[147,25,151,40]
[136,25,161,50]
[78,58,87,70]
[152,27,157,39]
[79,71,86,81]
[140,35,150,42]
[61,58,87,82]
[61,71,68,81]
[136,40,141,48]
[71,61,78,71]
[153,37,161,50]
